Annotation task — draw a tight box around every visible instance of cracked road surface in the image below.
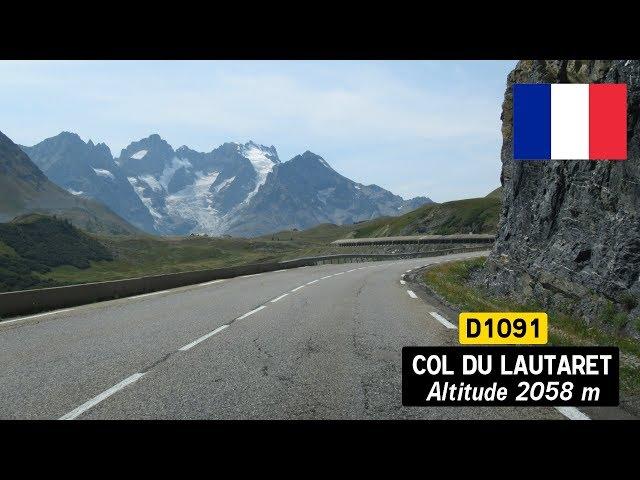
[0,250,583,420]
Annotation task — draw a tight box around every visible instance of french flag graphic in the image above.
[513,83,627,160]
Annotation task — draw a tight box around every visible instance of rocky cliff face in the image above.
[482,60,640,333]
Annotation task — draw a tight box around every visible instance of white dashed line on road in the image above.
[236,305,267,320]
[270,293,289,303]
[306,279,319,285]
[199,279,225,287]
[334,272,345,276]
[59,373,145,420]
[131,290,170,299]
[407,290,418,299]
[429,312,457,329]
[347,268,357,272]
[291,285,305,292]
[555,406,590,420]
[321,275,333,280]
[179,325,229,351]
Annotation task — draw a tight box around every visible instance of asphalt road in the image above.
[0,251,629,420]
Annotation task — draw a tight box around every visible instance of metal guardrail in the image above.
[331,234,495,247]
[0,246,490,319]
[284,245,490,265]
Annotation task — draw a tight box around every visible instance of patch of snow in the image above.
[67,188,84,196]
[625,60,631,67]
[131,149,148,160]
[214,176,236,193]
[318,157,331,169]
[354,185,361,190]
[138,174,163,192]
[92,168,115,180]
[128,177,163,221]
[238,143,277,204]
[165,170,226,234]
[159,156,192,189]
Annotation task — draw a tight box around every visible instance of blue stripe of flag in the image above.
[513,84,551,160]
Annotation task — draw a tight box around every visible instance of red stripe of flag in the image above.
[589,83,627,160]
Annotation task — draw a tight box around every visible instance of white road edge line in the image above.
[59,373,145,420]
[291,285,305,292]
[334,272,345,276]
[236,305,267,320]
[321,275,333,280]
[179,324,229,351]
[407,290,418,299]
[271,293,289,303]
[554,406,590,420]
[306,279,319,285]
[1,308,75,326]
[347,269,357,273]
[429,312,457,329]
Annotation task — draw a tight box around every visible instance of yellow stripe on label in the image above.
[458,312,548,345]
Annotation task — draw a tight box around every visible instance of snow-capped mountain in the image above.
[225,151,432,236]
[21,133,432,237]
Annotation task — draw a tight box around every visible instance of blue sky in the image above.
[0,60,516,202]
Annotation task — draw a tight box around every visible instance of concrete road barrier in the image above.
[0,246,488,319]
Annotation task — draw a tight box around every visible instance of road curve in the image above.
[0,251,607,420]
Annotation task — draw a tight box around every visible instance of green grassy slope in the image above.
[0,214,113,292]
[260,195,502,246]
[44,234,300,284]
[485,186,502,199]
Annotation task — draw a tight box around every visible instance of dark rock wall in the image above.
[482,60,640,330]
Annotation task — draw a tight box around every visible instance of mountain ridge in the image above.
[1,130,140,236]
[21,132,432,237]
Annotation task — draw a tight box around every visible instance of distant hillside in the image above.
[0,214,113,292]
[262,195,502,243]
[0,130,140,236]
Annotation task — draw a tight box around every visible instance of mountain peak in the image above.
[238,141,280,164]
[45,131,84,146]
[290,150,333,170]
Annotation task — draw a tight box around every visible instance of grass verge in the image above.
[422,257,640,396]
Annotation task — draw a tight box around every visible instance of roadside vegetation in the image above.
[422,257,640,398]
[0,214,112,291]
[1,190,502,292]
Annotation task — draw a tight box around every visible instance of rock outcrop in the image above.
[482,60,640,333]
